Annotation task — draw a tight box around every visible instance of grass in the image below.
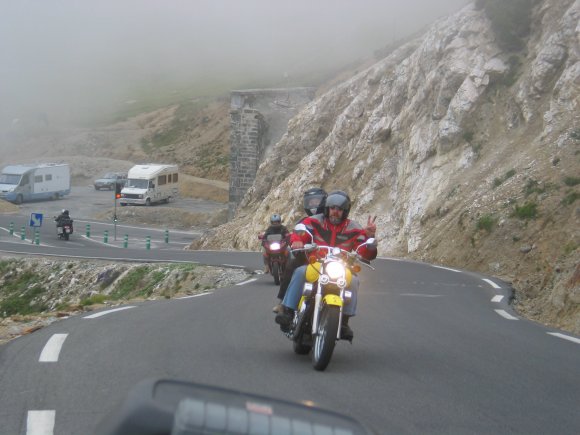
[563,176,580,187]
[561,191,579,206]
[513,202,538,220]
[80,294,107,307]
[493,169,516,188]
[109,266,149,300]
[0,269,48,317]
[524,179,545,196]
[476,214,496,232]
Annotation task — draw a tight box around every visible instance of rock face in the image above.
[194,1,580,334]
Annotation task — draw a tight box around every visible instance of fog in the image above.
[0,0,468,129]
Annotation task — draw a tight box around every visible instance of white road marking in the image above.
[27,410,55,435]
[176,292,211,299]
[222,264,245,268]
[39,334,68,362]
[491,295,504,303]
[400,293,442,298]
[83,306,135,319]
[236,278,258,286]
[432,265,460,273]
[547,333,580,345]
[483,278,501,289]
[494,309,518,320]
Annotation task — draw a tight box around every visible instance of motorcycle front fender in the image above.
[322,294,343,307]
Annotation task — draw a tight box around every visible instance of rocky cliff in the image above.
[194,1,580,334]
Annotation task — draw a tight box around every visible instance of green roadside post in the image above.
[165,229,169,243]
[9,222,14,235]
[146,236,151,250]
[20,226,25,240]
[34,228,40,245]
[123,234,128,248]
[104,230,109,244]
[86,224,91,237]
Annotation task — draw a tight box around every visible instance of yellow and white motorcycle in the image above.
[286,224,375,371]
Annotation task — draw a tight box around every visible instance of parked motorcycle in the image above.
[259,233,289,285]
[284,224,375,371]
[55,217,74,240]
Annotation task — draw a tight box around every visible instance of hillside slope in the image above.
[193,0,580,334]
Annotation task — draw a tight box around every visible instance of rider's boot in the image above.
[340,315,354,342]
[272,299,283,313]
[275,306,293,332]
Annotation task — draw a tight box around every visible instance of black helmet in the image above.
[324,190,351,221]
[270,214,282,225]
[62,209,69,216]
[303,188,327,216]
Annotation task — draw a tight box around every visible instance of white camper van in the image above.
[0,163,71,204]
[120,164,179,206]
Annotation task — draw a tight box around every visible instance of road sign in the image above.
[29,213,43,227]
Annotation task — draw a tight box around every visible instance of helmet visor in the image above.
[325,193,348,210]
[303,193,324,212]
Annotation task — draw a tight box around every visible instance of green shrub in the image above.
[493,169,516,188]
[477,214,496,232]
[561,192,579,206]
[524,179,545,196]
[563,176,580,187]
[80,294,107,307]
[513,202,538,219]
[110,266,149,300]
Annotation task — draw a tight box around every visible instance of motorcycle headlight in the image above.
[270,242,281,250]
[326,261,345,280]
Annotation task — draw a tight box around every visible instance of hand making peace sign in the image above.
[365,215,377,238]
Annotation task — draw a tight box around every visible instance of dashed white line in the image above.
[432,265,460,273]
[26,410,55,435]
[547,333,580,345]
[176,292,211,299]
[491,295,504,303]
[494,309,518,320]
[483,278,501,289]
[236,278,258,286]
[39,334,68,362]
[83,306,135,319]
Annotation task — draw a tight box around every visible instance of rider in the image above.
[261,214,289,273]
[274,190,377,341]
[55,209,72,228]
[272,188,327,313]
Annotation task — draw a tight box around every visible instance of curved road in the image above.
[0,214,579,434]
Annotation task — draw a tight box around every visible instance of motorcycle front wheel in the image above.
[312,304,340,371]
[272,262,280,285]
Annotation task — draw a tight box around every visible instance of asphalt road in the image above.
[0,232,579,434]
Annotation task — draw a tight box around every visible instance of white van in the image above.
[0,163,71,204]
[120,164,179,206]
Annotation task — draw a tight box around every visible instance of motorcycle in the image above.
[55,217,74,240]
[284,223,375,371]
[258,233,289,285]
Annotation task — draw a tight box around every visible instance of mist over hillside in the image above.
[0,0,468,132]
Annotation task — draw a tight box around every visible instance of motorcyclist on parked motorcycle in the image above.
[275,190,377,341]
[261,214,289,273]
[273,188,327,313]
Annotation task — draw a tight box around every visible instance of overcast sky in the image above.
[0,0,469,127]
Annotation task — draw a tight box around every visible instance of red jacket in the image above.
[290,214,377,261]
